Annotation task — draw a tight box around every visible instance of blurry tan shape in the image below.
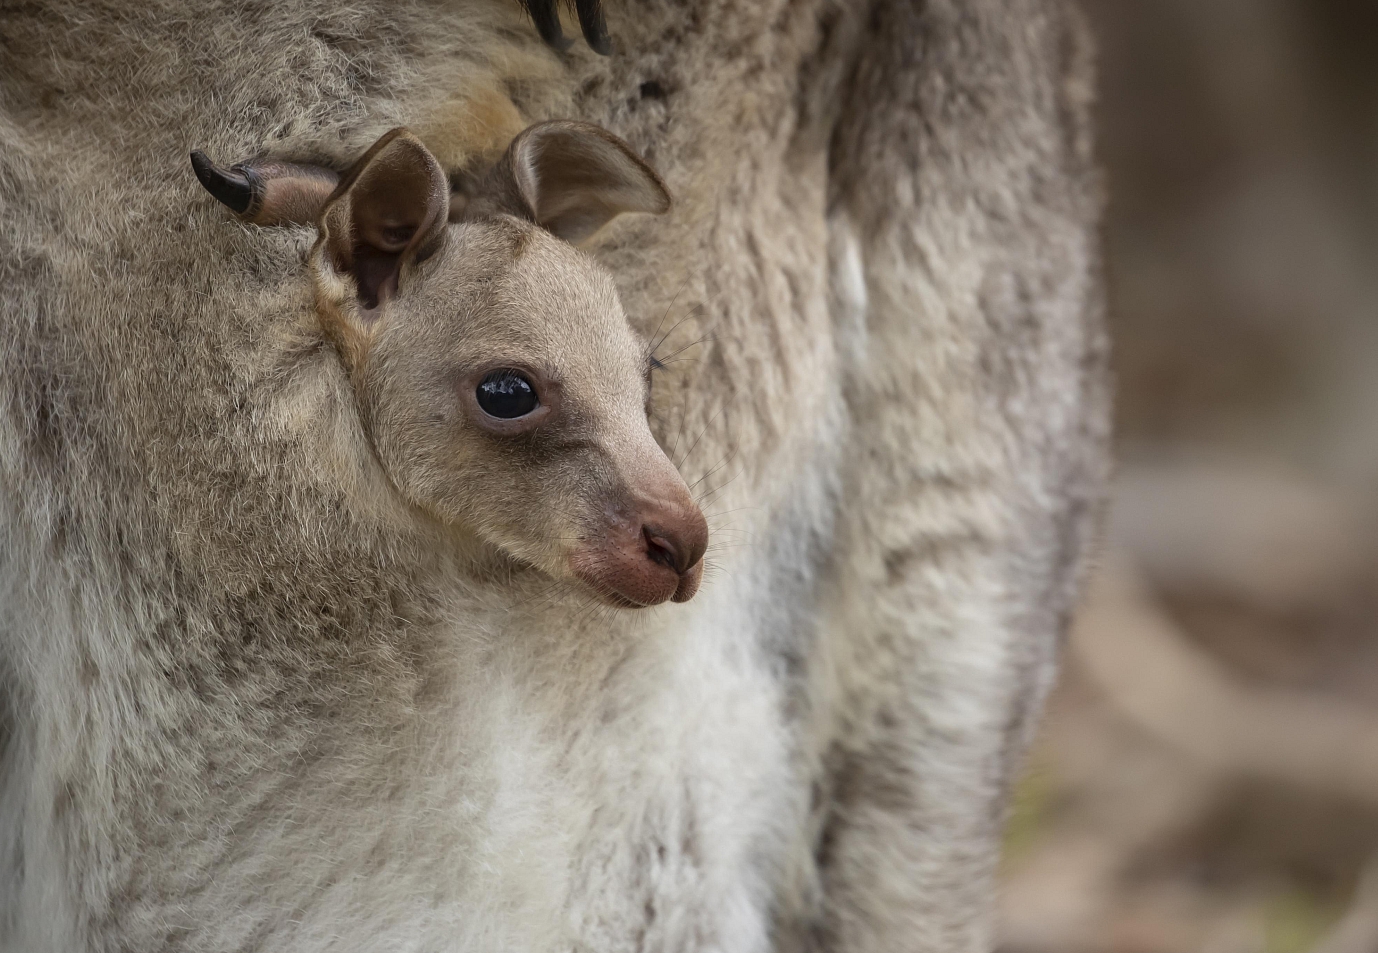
[1000,689,1222,951]
[1000,836,1123,951]
[1112,459,1369,614]
[1072,551,1378,807]
[1310,856,1378,953]
[1200,911,1268,953]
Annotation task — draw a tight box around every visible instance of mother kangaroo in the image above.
[0,1,1108,950]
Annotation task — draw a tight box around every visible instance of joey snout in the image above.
[571,464,708,608]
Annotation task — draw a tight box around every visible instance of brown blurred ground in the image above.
[997,2,1378,951]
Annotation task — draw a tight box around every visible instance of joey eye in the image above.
[475,370,539,419]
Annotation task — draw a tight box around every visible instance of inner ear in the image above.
[323,129,449,310]
[479,121,671,245]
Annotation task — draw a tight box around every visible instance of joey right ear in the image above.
[469,120,670,244]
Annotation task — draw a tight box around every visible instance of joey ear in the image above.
[473,120,670,244]
[319,128,450,311]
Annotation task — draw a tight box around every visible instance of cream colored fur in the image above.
[0,1,1109,950]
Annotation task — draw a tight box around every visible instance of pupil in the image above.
[475,370,539,419]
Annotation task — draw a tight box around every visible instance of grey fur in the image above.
[0,0,1108,950]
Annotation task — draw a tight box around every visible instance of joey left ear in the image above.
[318,128,450,311]
[471,120,671,244]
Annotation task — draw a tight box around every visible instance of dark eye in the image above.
[475,370,540,419]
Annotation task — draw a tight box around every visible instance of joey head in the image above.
[193,122,707,606]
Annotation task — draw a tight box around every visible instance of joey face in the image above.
[362,226,706,606]
[193,121,705,606]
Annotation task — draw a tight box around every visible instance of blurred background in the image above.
[997,1,1378,951]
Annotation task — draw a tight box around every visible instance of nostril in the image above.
[644,527,684,573]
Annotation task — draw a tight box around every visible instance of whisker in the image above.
[701,504,761,521]
[647,274,694,355]
[675,405,724,471]
[687,446,737,493]
[667,400,691,463]
[651,302,707,358]
[655,325,719,365]
[693,465,746,509]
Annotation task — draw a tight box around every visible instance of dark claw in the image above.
[190,151,255,215]
[521,0,573,52]
[573,0,611,55]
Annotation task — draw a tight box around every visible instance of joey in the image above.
[193,122,706,606]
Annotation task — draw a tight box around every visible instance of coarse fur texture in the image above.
[0,1,1109,951]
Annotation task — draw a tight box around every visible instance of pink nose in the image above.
[570,498,708,607]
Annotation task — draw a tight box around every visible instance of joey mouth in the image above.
[570,550,706,608]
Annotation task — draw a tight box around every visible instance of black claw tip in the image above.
[574,0,611,55]
[190,150,254,215]
[522,0,573,52]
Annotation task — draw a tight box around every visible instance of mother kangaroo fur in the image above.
[0,1,1109,950]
